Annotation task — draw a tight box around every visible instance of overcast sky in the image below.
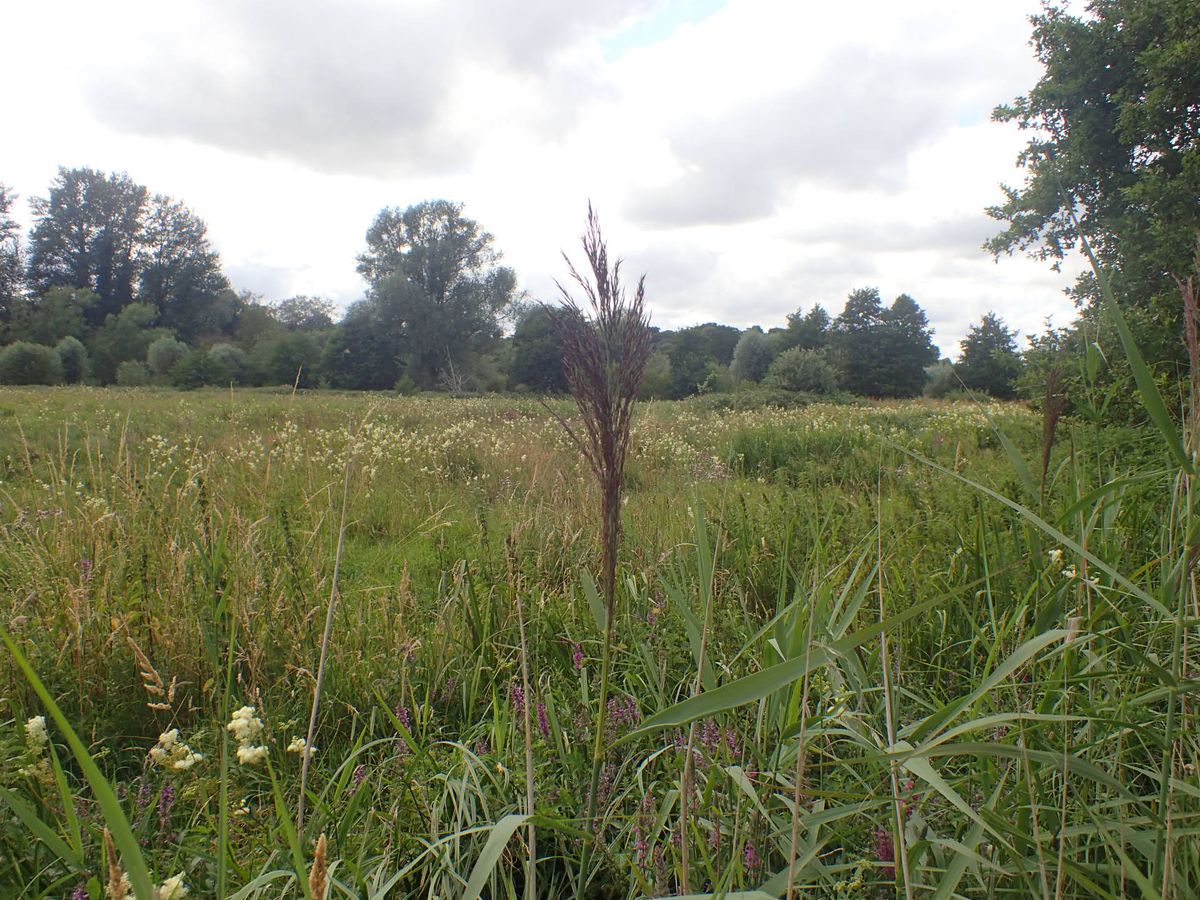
[6,0,1083,358]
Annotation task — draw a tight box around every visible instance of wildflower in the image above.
[536,700,550,738]
[348,764,367,797]
[227,706,264,745]
[1048,548,1064,569]
[287,737,314,755]
[509,681,525,716]
[159,783,175,830]
[159,872,188,899]
[1063,565,1077,579]
[236,745,269,766]
[571,642,584,670]
[25,715,48,751]
[743,841,761,871]
[149,729,203,770]
[874,827,895,880]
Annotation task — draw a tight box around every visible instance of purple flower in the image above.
[571,642,584,671]
[348,764,367,798]
[395,706,411,730]
[136,779,152,809]
[71,885,87,900]
[510,681,525,716]
[78,557,93,583]
[875,827,895,880]
[536,700,549,738]
[158,783,175,831]
[744,841,761,871]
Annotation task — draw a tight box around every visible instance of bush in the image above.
[765,348,837,394]
[115,360,150,387]
[923,362,958,398]
[207,343,249,384]
[54,336,88,383]
[0,342,65,385]
[147,337,188,377]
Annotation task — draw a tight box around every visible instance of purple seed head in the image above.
[875,827,896,879]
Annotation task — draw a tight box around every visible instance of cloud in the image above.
[82,0,654,176]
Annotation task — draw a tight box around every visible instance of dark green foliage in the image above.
[320,300,400,390]
[272,295,335,332]
[115,359,150,387]
[662,323,742,398]
[829,288,938,397]
[207,343,250,384]
[765,347,838,394]
[146,336,189,377]
[923,361,958,398]
[988,0,1200,322]
[254,332,323,388]
[27,168,148,326]
[956,312,1022,399]
[54,335,88,383]
[138,195,231,341]
[5,286,95,346]
[0,341,64,384]
[355,200,516,388]
[730,327,775,383]
[88,302,172,384]
[780,304,830,352]
[509,306,567,392]
[0,183,21,330]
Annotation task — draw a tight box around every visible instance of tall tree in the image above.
[138,195,230,342]
[28,167,148,326]
[356,200,516,387]
[509,305,568,392]
[956,312,1022,399]
[876,294,939,397]
[830,287,887,395]
[0,183,21,330]
[781,304,830,351]
[988,0,1200,324]
[730,327,775,383]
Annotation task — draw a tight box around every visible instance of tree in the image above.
[956,312,1022,398]
[88,302,172,384]
[138,195,230,342]
[876,294,939,397]
[273,295,335,332]
[320,299,402,390]
[509,306,567,392]
[765,348,837,394]
[28,168,148,326]
[147,336,189,377]
[662,323,742,398]
[830,287,886,395]
[988,0,1200,325]
[55,336,88,383]
[730,327,775,383]
[0,183,22,331]
[780,304,830,352]
[6,286,95,346]
[356,201,516,387]
[0,342,64,385]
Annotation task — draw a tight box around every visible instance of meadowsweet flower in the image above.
[287,737,314,755]
[158,872,188,899]
[1048,548,1064,569]
[25,715,48,751]
[1063,565,1077,579]
[227,706,264,745]
[236,745,269,766]
[149,729,203,770]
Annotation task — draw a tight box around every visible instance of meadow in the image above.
[0,386,1193,898]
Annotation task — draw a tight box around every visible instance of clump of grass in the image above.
[547,204,653,890]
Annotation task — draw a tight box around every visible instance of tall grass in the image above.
[0,346,1194,898]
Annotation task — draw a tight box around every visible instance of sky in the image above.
[5,0,1084,359]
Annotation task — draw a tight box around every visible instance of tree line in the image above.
[0,168,1023,399]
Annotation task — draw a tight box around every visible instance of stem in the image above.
[515,586,537,900]
[296,447,354,834]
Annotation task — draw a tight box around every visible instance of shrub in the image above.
[115,360,151,387]
[147,337,188,376]
[54,336,88,383]
[207,343,249,384]
[0,342,65,385]
[765,348,837,394]
[924,362,958,398]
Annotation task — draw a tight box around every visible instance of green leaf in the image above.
[1,629,156,900]
[0,786,86,870]
[461,813,530,900]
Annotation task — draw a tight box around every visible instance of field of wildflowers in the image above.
[0,387,1193,898]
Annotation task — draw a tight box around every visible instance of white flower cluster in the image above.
[116,872,188,900]
[227,705,268,766]
[148,729,204,771]
[286,736,314,756]
[24,715,48,751]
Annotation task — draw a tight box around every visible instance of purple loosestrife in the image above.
[509,680,526,716]
[158,783,175,832]
[537,699,550,738]
[875,827,896,880]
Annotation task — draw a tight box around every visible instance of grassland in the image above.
[0,387,1193,898]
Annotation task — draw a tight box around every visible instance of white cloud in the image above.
[4,0,1079,356]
